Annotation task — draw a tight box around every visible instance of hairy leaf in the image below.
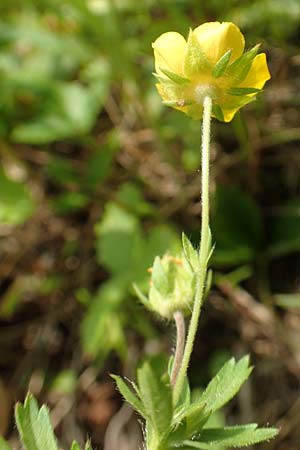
[137,361,173,436]
[183,423,278,447]
[111,375,146,418]
[15,393,58,450]
[199,356,252,413]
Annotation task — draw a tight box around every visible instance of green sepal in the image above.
[212,49,232,78]
[204,269,213,299]
[227,44,260,84]
[212,105,224,122]
[152,256,169,295]
[111,374,147,418]
[228,87,261,96]
[163,99,193,107]
[182,232,199,271]
[132,283,150,309]
[159,68,190,85]
[184,29,211,77]
[70,442,80,450]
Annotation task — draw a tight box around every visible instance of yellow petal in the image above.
[193,22,244,64]
[152,32,186,75]
[221,108,239,122]
[240,53,271,89]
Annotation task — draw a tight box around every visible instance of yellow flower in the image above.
[152,22,271,122]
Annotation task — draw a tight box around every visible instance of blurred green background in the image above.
[0,0,300,449]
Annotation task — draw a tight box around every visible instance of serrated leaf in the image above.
[212,49,232,78]
[182,233,199,271]
[137,361,172,436]
[111,375,147,418]
[0,437,12,450]
[159,68,190,85]
[227,45,260,84]
[184,423,278,447]
[184,30,211,77]
[228,87,261,96]
[199,356,252,413]
[15,393,59,450]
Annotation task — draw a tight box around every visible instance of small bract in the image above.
[152,21,271,122]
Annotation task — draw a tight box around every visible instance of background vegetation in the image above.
[0,0,300,449]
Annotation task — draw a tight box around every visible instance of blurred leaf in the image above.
[116,183,154,217]
[211,185,262,266]
[0,169,35,225]
[46,157,78,186]
[11,79,110,144]
[0,437,12,450]
[50,370,77,395]
[85,131,119,189]
[95,200,179,281]
[80,279,127,360]
[265,200,300,259]
[53,192,89,215]
[274,293,300,310]
[95,203,143,277]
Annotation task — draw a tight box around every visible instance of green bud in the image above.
[147,253,196,319]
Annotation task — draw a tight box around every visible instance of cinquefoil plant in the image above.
[114,21,277,450]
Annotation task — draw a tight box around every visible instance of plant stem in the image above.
[173,95,212,405]
[170,311,186,387]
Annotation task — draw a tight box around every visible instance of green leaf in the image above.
[80,280,127,361]
[182,233,199,271]
[228,87,261,96]
[199,356,252,413]
[0,169,35,226]
[184,30,211,77]
[111,375,147,418]
[227,45,260,84]
[70,442,81,450]
[211,185,262,266]
[137,361,172,436]
[95,203,143,276]
[15,393,59,450]
[265,199,300,259]
[159,68,190,85]
[0,437,12,450]
[184,423,278,447]
[274,293,300,309]
[212,49,232,78]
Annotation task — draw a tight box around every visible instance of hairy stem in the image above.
[173,95,212,405]
[170,311,186,387]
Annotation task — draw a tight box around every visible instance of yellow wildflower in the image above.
[152,22,271,122]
